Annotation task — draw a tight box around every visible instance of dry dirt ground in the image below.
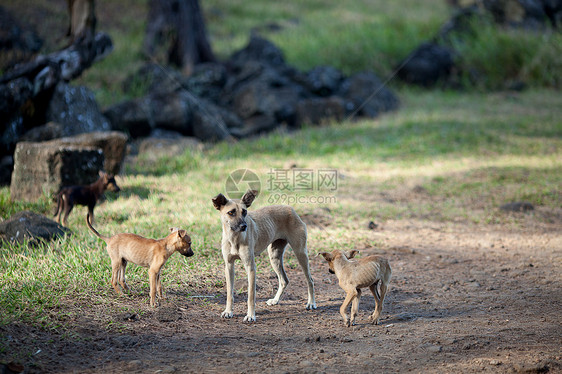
[2,217,561,373]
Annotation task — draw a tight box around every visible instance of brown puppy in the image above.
[54,171,120,227]
[86,213,193,307]
[319,249,391,327]
[212,189,316,322]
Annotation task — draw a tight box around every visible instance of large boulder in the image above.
[106,35,400,141]
[44,131,128,175]
[303,66,344,97]
[103,97,153,138]
[227,35,287,69]
[396,43,455,87]
[18,121,65,143]
[0,211,70,245]
[295,96,346,126]
[105,90,235,142]
[0,77,33,156]
[46,82,112,136]
[340,71,400,118]
[10,141,103,202]
[185,62,228,103]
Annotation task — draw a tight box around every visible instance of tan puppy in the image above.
[212,189,316,322]
[319,249,391,327]
[86,213,193,307]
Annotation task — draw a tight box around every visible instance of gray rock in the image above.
[46,82,111,136]
[44,131,128,175]
[10,141,103,202]
[341,71,399,117]
[19,122,65,143]
[396,42,455,87]
[0,210,70,245]
[500,201,534,212]
[295,96,346,126]
[304,66,344,97]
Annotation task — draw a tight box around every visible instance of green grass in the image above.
[447,16,562,89]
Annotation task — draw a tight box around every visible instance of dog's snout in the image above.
[183,249,194,257]
[239,223,247,231]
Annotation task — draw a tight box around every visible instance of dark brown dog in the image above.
[319,249,391,327]
[54,171,120,227]
[86,213,194,307]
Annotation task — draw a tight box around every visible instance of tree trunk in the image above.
[66,0,96,44]
[144,0,216,76]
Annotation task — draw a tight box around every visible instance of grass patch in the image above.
[448,16,562,89]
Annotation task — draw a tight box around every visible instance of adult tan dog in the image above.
[86,213,193,307]
[319,249,391,327]
[212,189,316,322]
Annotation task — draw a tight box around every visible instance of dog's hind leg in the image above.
[371,282,389,325]
[62,195,73,227]
[369,281,386,325]
[266,239,289,306]
[340,289,357,327]
[350,288,361,326]
[119,259,130,292]
[290,235,316,310]
[53,193,62,221]
[110,260,122,294]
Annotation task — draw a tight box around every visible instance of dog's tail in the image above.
[86,213,108,241]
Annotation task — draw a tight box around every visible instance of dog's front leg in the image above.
[350,289,361,326]
[241,252,257,322]
[221,260,235,318]
[148,267,158,307]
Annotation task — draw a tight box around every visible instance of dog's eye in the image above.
[228,210,236,216]
[242,209,247,216]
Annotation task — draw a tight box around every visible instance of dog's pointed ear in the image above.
[177,229,187,238]
[212,193,228,210]
[241,189,258,208]
[169,227,179,233]
[319,252,332,261]
[345,250,359,259]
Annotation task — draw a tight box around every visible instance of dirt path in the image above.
[2,220,561,373]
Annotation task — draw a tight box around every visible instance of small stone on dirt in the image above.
[125,360,143,371]
[500,201,534,212]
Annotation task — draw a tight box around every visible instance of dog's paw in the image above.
[243,314,256,323]
[221,310,233,319]
[368,316,379,325]
[266,298,279,306]
[305,301,317,310]
[345,320,351,328]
